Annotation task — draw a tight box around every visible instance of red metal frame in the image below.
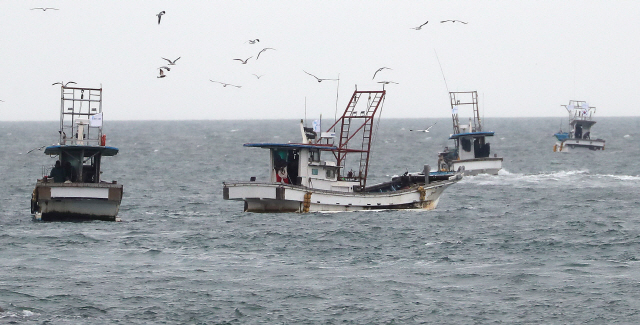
[324,90,385,189]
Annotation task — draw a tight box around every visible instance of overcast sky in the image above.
[1,1,639,121]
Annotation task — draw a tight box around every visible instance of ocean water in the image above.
[1,117,640,324]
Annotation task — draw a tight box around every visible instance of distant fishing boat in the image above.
[223,89,463,212]
[553,100,605,152]
[31,85,123,221]
[437,91,503,175]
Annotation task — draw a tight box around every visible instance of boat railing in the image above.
[60,137,101,146]
[223,178,457,195]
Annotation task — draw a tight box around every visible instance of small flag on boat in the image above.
[312,120,321,133]
[90,112,103,127]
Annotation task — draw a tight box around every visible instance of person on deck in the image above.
[49,161,65,182]
[63,161,77,182]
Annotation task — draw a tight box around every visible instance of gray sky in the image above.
[1,1,639,121]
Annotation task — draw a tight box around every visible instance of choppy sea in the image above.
[1,117,640,324]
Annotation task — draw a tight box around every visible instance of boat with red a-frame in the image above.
[223,89,462,212]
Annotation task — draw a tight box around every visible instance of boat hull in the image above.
[32,180,123,221]
[223,177,459,213]
[450,157,503,176]
[554,139,605,152]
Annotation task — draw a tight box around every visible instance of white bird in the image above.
[410,122,437,132]
[377,81,398,85]
[210,80,241,88]
[246,39,260,44]
[252,74,263,79]
[31,7,59,11]
[234,57,252,64]
[441,20,467,24]
[157,69,166,78]
[411,21,429,30]
[52,81,76,87]
[162,57,180,65]
[256,48,275,60]
[156,11,165,24]
[303,70,338,83]
[372,67,392,80]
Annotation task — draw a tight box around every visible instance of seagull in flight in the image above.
[162,57,180,65]
[234,57,252,64]
[410,122,437,133]
[411,21,429,30]
[256,48,275,60]
[441,20,468,24]
[252,74,263,79]
[31,7,59,11]
[27,145,48,154]
[52,81,76,87]
[303,71,338,82]
[210,80,241,88]
[246,39,260,44]
[377,81,398,85]
[159,66,171,71]
[157,69,167,78]
[156,11,165,24]
[372,67,392,80]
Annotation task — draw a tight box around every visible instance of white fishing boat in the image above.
[31,85,123,221]
[553,100,605,152]
[223,89,463,212]
[437,91,503,175]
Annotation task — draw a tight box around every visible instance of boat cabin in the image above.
[44,145,118,183]
[244,143,360,192]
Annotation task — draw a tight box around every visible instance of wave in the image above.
[462,169,640,187]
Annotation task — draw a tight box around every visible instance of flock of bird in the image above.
[13,7,467,105]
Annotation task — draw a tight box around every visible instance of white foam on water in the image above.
[462,169,640,188]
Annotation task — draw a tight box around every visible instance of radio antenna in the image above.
[434,49,449,93]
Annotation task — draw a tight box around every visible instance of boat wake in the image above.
[460,169,640,188]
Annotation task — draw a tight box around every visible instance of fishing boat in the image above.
[223,89,463,212]
[437,91,503,175]
[553,100,605,152]
[31,84,123,221]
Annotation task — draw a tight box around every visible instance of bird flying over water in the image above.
[246,39,260,44]
[372,67,392,80]
[159,66,171,71]
[156,11,165,24]
[411,21,429,30]
[210,80,241,88]
[162,57,180,65]
[27,145,47,154]
[234,57,252,64]
[31,7,59,11]
[441,20,467,24]
[303,71,338,83]
[256,48,275,60]
[157,69,166,78]
[52,81,76,87]
[410,122,437,133]
[252,74,263,79]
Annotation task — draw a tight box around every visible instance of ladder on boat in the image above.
[327,90,385,189]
